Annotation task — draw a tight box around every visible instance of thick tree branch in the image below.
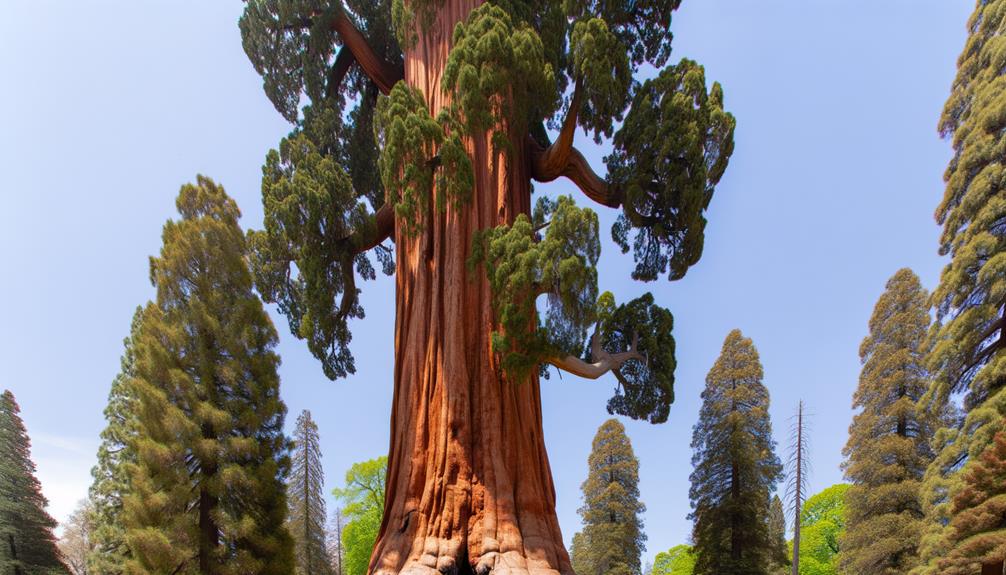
[535,78,583,178]
[350,203,395,254]
[549,331,642,379]
[331,11,402,95]
[324,45,356,100]
[529,137,623,208]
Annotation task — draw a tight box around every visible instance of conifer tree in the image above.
[0,390,68,575]
[784,401,809,575]
[840,269,935,575]
[122,176,293,574]
[238,1,735,571]
[87,307,143,575]
[767,495,788,575]
[288,410,335,575]
[689,330,782,575]
[327,508,344,575]
[572,419,646,575]
[917,0,1006,572]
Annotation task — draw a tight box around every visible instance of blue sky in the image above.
[0,0,971,562]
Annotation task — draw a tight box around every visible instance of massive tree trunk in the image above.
[369,3,572,575]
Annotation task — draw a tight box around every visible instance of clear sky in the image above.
[0,0,972,563]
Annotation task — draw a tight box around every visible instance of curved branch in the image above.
[529,137,623,208]
[548,331,642,379]
[324,45,356,100]
[535,78,583,178]
[331,11,402,95]
[350,203,395,254]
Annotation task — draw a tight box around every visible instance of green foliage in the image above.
[767,496,789,574]
[573,419,646,575]
[87,307,144,575]
[0,390,68,575]
[288,411,335,575]
[250,105,393,380]
[443,4,558,140]
[689,330,782,575]
[840,269,935,575]
[123,176,293,574]
[333,457,387,575]
[796,485,847,575]
[609,60,735,282]
[472,195,600,379]
[374,82,472,237]
[597,292,676,424]
[652,544,696,575]
[569,17,630,142]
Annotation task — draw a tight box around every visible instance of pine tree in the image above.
[87,307,143,575]
[784,401,809,575]
[239,1,735,570]
[689,330,782,575]
[572,418,646,575]
[288,411,334,575]
[767,495,788,575]
[122,176,293,574]
[917,1,1006,572]
[0,390,68,574]
[840,269,935,575]
[327,508,344,575]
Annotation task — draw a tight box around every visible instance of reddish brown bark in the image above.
[369,3,573,575]
[982,562,1003,575]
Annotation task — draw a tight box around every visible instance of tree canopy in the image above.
[333,457,387,575]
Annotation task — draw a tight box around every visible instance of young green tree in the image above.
[122,177,293,574]
[840,269,934,575]
[239,1,735,572]
[795,484,846,575]
[289,411,335,575]
[917,1,1006,572]
[572,419,646,575]
[0,390,68,575]
[767,495,788,575]
[87,307,143,575]
[689,330,782,575]
[333,457,386,575]
[651,545,696,575]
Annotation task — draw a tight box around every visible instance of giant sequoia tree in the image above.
[841,269,935,575]
[239,2,734,575]
[916,0,1006,572]
[571,419,646,575]
[123,177,293,574]
[689,330,781,575]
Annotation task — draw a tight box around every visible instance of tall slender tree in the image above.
[239,2,735,572]
[0,390,67,575]
[917,0,1006,572]
[572,418,646,575]
[785,401,809,575]
[328,508,345,575]
[87,307,143,575]
[767,496,788,575]
[840,269,935,575]
[289,411,335,575]
[122,176,293,574]
[689,330,782,575]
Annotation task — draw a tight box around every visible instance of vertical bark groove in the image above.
[370,3,572,575]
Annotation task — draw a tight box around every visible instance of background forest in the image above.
[0,1,993,575]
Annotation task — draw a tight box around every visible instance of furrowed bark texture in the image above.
[370,3,572,575]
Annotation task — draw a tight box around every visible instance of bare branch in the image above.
[529,137,623,208]
[549,330,643,379]
[331,10,402,95]
[324,45,356,100]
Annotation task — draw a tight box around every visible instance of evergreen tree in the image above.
[767,495,788,575]
[239,0,735,570]
[689,330,782,575]
[87,307,143,575]
[0,390,68,574]
[840,269,934,575]
[122,176,293,574]
[917,1,1006,571]
[327,508,344,575]
[572,419,646,575]
[288,410,334,575]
